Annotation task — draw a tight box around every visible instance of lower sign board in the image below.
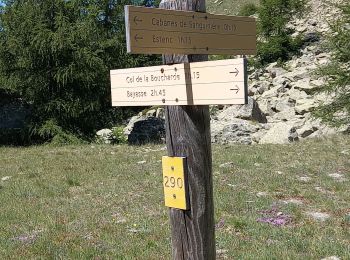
[110,58,247,106]
[162,156,189,210]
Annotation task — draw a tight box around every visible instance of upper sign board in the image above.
[125,5,256,55]
[110,58,247,106]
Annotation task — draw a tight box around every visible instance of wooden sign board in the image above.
[125,5,256,55]
[110,58,247,106]
[162,156,189,210]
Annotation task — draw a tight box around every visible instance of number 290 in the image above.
[164,176,183,189]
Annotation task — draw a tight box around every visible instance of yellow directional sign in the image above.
[162,156,189,210]
[125,5,256,55]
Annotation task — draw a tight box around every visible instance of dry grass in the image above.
[0,136,349,259]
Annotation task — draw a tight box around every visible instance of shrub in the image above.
[256,0,306,65]
[314,3,350,126]
[238,3,258,16]
[112,126,128,144]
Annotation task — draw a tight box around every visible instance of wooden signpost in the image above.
[110,2,256,259]
[125,5,256,55]
[110,58,248,106]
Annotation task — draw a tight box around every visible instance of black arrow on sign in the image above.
[134,16,143,25]
[230,85,240,94]
[134,34,143,42]
[229,68,239,77]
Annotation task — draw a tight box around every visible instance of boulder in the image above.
[259,122,299,144]
[273,108,296,121]
[288,88,309,101]
[211,118,260,145]
[96,129,113,144]
[236,98,267,123]
[295,99,318,114]
[297,122,319,138]
[275,97,295,112]
[124,116,165,145]
[217,97,267,123]
[257,99,275,116]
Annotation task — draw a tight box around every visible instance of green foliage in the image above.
[256,0,306,65]
[0,0,160,144]
[258,34,303,65]
[112,126,128,144]
[238,3,258,16]
[314,3,350,126]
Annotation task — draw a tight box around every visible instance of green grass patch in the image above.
[0,136,349,259]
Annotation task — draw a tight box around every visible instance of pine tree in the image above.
[257,0,306,65]
[0,0,160,143]
[315,3,350,126]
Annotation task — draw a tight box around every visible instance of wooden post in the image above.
[159,0,216,259]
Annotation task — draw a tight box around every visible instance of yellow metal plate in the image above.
[162,156,189,210]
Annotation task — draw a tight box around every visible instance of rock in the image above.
[1,176,12,181]
[306,212,330,222]
[273,108,296,121]
[236,98,267,123]
[298,176,312,182]
[295,99,318,114]
[219,162,234,168]
[303,32,321,43]
[265,63,288,78]
[284,67,309,81]
[259,122,299,144]
[292,78,319,92]
[96,129,113,144]
[281,198,303,205]
[261,87,279,99]
[211,118,260,145]
[156,108,165,119]
[145,109,156,117]
[256,192,269,197]
[308,19,317,26]
[288,127,299,142]
[124,116,165,145]
[256,81,270,95]
[217,97,267,123]
[251,129,268,143]
[275,97,295,112]
[288,88,309,102]
[256,99,275,116]
[328,173,347,182]
[321,256,340,260]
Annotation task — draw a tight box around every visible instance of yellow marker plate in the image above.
[162,156,189,210]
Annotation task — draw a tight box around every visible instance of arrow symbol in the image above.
[133,16,142,25]
[229,68,239,77]
[134,34,143,42]
[230,85,240,94]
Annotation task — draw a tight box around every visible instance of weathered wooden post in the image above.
[111,4,256,259]
[159,0,216,259]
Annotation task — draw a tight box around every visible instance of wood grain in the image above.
[160,0,216,259]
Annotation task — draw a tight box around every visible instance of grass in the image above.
[0,136,349,259]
